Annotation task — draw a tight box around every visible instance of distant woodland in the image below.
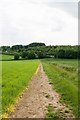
[0,42,79,60]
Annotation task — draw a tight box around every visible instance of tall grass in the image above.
[42,59,78,117]
[2,60,40,113]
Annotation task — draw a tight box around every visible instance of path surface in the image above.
[9,64,74,118]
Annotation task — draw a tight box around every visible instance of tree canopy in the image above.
[1,42,79,59]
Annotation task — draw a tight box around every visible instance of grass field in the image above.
[2,60,40,114]
[0,55,14,61]
[1,56,79,117]
[42,58,78,117]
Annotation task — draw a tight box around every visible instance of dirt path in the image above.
[9,64,74,118]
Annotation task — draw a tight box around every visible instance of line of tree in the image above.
[0,42,79,60]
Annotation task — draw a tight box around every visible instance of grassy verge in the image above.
[43,58,78,68]
[42,59,78,117]
[2,60,40,114]
[45,105,66,120]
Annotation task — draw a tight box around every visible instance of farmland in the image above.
[1,53,79,118]
[41,58,78,117]
[2,60,40,114]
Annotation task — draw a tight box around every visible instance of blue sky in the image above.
[0,0,78,46]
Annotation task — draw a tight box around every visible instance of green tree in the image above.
[14,53,20,60]
[37,51,45,58]
[21,51,28,59]
[58,49,65,58]
[28,42,46,47]
[27,51,36,59]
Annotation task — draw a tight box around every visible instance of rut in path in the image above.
[9,64,74,118]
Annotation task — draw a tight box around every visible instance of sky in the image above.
[0,0,79,46]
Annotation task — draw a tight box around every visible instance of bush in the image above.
[14,53,19,60]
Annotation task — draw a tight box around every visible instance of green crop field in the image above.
[0,55,14,61]
[42,58,78,117]
[2,60,40,114]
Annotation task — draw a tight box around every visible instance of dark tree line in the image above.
[54,47,78,59]
[0,42,79,60]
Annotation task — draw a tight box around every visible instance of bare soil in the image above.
[9,64,74,118]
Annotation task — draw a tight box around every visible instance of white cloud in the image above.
[0,0,78,46]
